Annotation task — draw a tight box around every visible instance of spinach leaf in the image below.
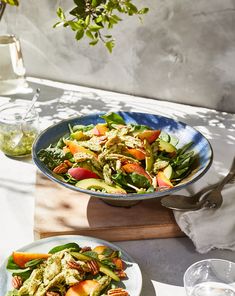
[177,142,194,155]
[37,147,67,170]
[72,124,94,132]
[82,251,98,259]
[129,173,151,189]
[130,124,152,132]
[13,269,32,281]
[7,256,22,270]
[56,137,66,149]
[112,172,151,192]
[54,173,78,185]
[101,259,116,270]
[112,172,129,187]
[48,242,81,254]
[100,112,125,126]
[101,247,114,257]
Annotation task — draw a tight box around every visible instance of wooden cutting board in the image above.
[34,172,184,241]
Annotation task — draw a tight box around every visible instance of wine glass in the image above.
[184,259,235,296]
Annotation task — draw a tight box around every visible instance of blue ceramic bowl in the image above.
[33,111,213,206]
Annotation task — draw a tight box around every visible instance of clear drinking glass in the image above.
[184,259,235,296]
[0,35,28,95]
[0,102,39,157]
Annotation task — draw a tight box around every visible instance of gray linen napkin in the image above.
[174,185,235,253]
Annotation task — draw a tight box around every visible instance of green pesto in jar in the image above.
[0,130,37,157]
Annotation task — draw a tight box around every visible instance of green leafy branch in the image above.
[54,0,149,52]
[0,0,18,5]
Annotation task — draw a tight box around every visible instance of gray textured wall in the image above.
[1,0,235,112]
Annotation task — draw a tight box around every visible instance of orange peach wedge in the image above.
[92,245,108,255]
[66,280,100,296]
[138,130,161,143]
[127,148,146,160]
[122,163,152,183]
[112,257,124,270]
[157,171,173,188]
[12,252,51,268]
[93,124,108,136]
[65,140,96,157]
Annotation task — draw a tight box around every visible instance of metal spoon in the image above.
[22,88,40,121]
[161,156,235,211]
[161,184,216,211]
[12,88,40,147]
[199,156,235,209]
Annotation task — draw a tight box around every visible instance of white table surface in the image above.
[0,77,235,296]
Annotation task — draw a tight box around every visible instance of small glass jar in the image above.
[0,102,39,157]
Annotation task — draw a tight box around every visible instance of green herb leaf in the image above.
[86,30,95,39]
[89,39,99,46]
[72,124,95,132]
[129,173,151,189]
[2,0,19,6]
[76,28,85,40]
[48,242,81,254]
[101,259,116,270]
[100,112,125,126]
[6,256,22,271]
[138,7,149,14]
[37,147,66,170]
[85,15,90,26]
[101,247,114,257]
[13,269,32,281]
[57,7,65,20]
[54,0,149,52]
[112,172,129,188]
[82,251,98,259]
[89,24,103,32]
[177,142,194,155]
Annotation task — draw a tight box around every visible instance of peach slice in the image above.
[127,148,146,160]
[157,171,173,188]
[92,245,108,255]
[12,252,51,268]
[68,167,100,180]
[138,130,161,143]
[66,280,100,296]
[112,257,124,270]
[93,124,108,136]
[122,163,152,183]
[65,140,96,157]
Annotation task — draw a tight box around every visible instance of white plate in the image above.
[0,235,142,296]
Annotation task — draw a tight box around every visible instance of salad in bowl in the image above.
[33,111,212,203]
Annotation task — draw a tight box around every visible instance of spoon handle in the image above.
[23,88,40,120]
[216,157,235,191]
[189,157,235,203]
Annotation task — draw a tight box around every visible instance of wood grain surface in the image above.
[34,172,184,241]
